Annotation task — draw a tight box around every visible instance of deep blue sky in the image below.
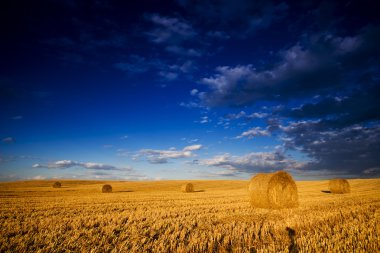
[1,0,379,181]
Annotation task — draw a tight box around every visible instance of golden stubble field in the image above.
[0,179,379,252]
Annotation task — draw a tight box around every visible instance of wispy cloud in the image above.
[114,55,150,73]
[12,115,23,120]
[190,89,198,96]
[180,101,207,109]
[225,111,268,120]
[362,167,380,176]
[28,175,46,180]
[32,160,131,171]
[138,145,202,164]
[145,14,202,58]
[199,116,210,124]
[236,127,270,139]
[183,144,202,151]
[145,14,197,44]
[176,1,288,36]
[158,71,178,81]
[206,30,230,40]
[2,137,15,144]
[165,45,201,57]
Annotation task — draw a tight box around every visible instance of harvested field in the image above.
[0,179,379,252]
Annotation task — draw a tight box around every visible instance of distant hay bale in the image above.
[102,184,112,193]
[52,182,61,188]
[248,171,299,209]
[328,179,350,194]
[181,183,194,193]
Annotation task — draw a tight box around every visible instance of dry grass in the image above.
[248,171,298,209]
[0,178,379,252]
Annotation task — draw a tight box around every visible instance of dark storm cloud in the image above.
[197,21,380,177]
[285,84,380,127]
[199,150,302,175]
[199,26,380,107]
[281,121,380,177]
[274,82,380,177]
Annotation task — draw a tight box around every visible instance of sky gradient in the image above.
[1,0,379,181]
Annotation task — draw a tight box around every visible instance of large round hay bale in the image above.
[248,171,298,209]
[102,184,112,193]
[181,183,194,193]
[328,179,350,194]
[52,181,61,188]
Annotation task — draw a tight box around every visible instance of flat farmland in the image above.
[0,179,379,252]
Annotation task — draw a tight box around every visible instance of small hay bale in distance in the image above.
[328,179,350,194]
[181,183,194,193]
[52,181,61,188]
[248,170,298,209]
[102,184,112,193]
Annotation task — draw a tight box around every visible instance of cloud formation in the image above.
[2,137,15,144]
[197,25,380,177]
[199,150,302,176]
[12,115,23,120]
[114,55,150,73]
[145,14,197,44]
[145,14,201,58]
[138,145,202,164]
[183,144,202,151]
[32,160,131,171]
[225,111,268,120]
[281,121,380,177]
[236,127,270,139]
[199,26,380,107]
[176,0,288,35]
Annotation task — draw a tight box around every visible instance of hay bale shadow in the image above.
[286,227,299,253]
[116,190,134,193]
[321,190,331,193]
[194,190,205,193]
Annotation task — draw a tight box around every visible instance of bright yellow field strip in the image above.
[0,179,379,252]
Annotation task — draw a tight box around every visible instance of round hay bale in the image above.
[328,179,350,194]
[102,184,112,193]
[181,183,194,193]
[248,171,298,209]
[52,181,61,188]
